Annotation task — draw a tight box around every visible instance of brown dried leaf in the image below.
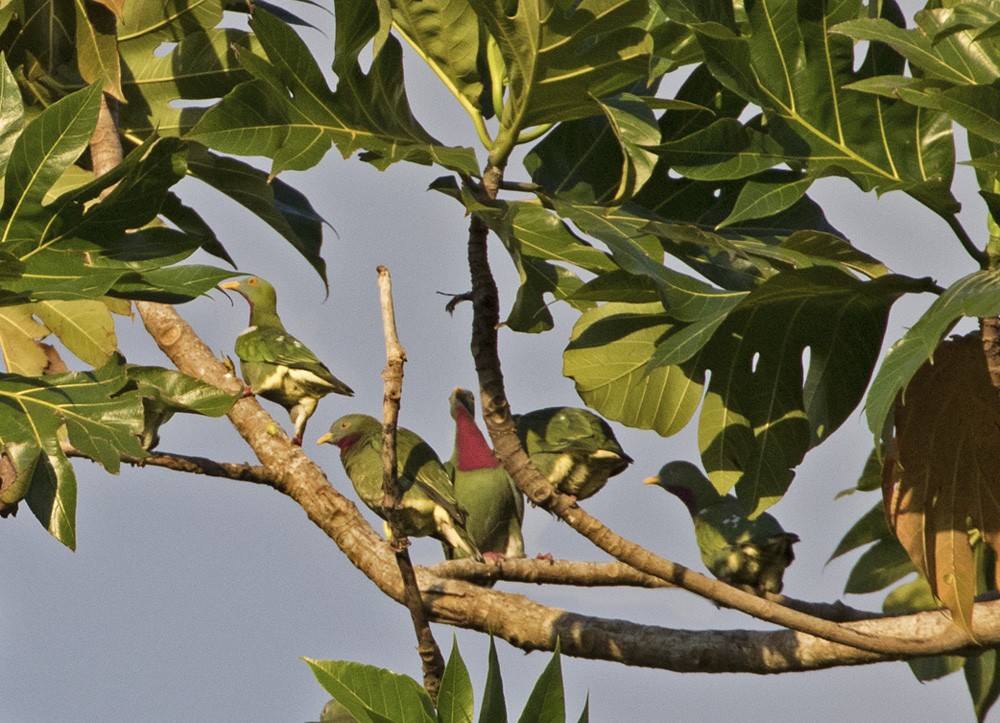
[889,333,1000,637]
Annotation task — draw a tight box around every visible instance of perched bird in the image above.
[445,388,524,561]
[221,276,353,445]
[645,461,799,594]
[514,406,632,501]
[317,414,482,560]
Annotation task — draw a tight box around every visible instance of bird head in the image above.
[449,388,476,421]
[317,414,379,451]
[644,461,722,515]
[220,276,278,314]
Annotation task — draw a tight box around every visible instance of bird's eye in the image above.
[248,278,258,286]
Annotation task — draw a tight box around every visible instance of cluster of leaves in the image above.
[0,1,331,544]
[308,640,587,723]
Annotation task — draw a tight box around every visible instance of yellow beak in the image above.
[316,432,334,445]
[643,476,660,485]
[220,281,241,291]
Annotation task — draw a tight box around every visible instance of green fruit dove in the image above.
[445,388,524,561]
[514,406,632,501]
[221,276,353,445]
[317,414,482,561]
[645,461,799,594]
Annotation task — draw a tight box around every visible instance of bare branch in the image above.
[377,265,446,701]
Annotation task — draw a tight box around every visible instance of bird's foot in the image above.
[240,384,255,399]
[291,434,303,446]
[482,552,505,564]
[534,552,554,562]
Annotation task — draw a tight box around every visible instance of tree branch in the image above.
[135,300,1000,671]
[376,265,446,702]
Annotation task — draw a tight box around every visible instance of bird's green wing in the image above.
[235,326,351,392]
[396,428,465,522]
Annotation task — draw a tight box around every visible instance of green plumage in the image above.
[514,406,632,501]
[445,388,524,561]
[646,461,799,594]
[222,276,352,445]
[318,414,481,561]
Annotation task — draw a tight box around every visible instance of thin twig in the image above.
[376,265,446,703]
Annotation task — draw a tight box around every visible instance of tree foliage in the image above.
[7,0,1000,720]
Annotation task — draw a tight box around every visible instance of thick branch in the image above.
[135,301,1000,671]
[376,265,445,701]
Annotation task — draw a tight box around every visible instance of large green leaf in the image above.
[468,0,658,137]
[437,638,474,723]
[479,638,508,723]
[0,82,101,240]
[0,304,49,374]
[695,269,924,514]
[304,658,435,723]
[186,144,327,285]
[517,642,564,723]
[117,0,256,137]
[391,0,487,113]
[189,7,478,176]
[563,302,704,437]
[126,365,237,450]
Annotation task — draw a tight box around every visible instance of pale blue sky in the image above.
[1,2,985,721]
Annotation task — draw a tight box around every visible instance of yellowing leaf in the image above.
[32,299,117,367]
[0,306,50,375]
[888,333,1000,636]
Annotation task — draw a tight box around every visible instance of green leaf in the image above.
[597,93,659,200]
[437,637,474,723]
[0,82,102,240]
[518,642,565,723]
[0,53,25,183]
[718,173,812,228]
[391,0,487,112]
[844,538,914,594]
[650,118,785,181]
[32,299,116,367]
[0,304,50,374]
[832,15,1000,86]
[470,0,657,135]
[563,302,704,437]
[866,270,1000,440]
[0,354,146,548]
[126,365,238,450]
[24,438,77,550]
[696,269,922,513]
[966,650,1000,723]
[74,0,122,100]
[189,8,479,176]
[829,501,889,563]
[119,2,254,137]
[479,638,508,723]
[187,144,327,286]
[304,658,435,723]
